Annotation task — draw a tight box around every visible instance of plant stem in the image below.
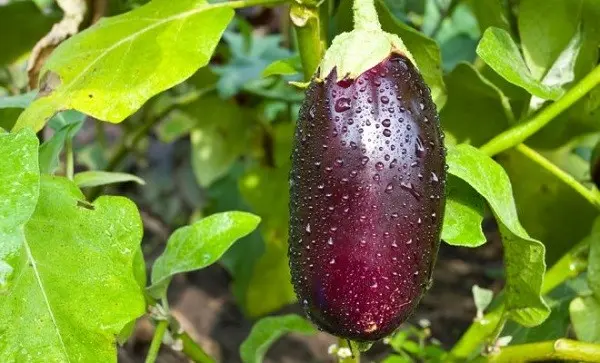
[353,0,381,31]
[65,138,74,180]
[480,64,600,156]
[221,0,290,9]
[179,332,216,363]
[485,339,600,362]
[430,0,459,39]
[541,238,589,294]
[290,3,324,80]
[516,144,600,209]
[145,320,168,363]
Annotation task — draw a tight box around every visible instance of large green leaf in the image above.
[447,145,549,326]
[477,27,562,100]
[148,211,260,299]
[441,62,512,146]
[496,146,598,265]
[518,0,582,81]
[467,0,511,33]
[442,175,486,247]
[240,314,316,363]
[570,296,600,343]
[188,96,252,187]
[13,0,234,131]
[239,165,297,316]
[0,129,40,290]
[0,176,145,362]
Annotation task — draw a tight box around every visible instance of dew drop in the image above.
[375,162,384,171]
[327,237,334,245]
[306,223,311,233]
[415,136,425,158]
[385,183,394,193]
[383,129,392,137]
[335,98,351,112]
[380,96,389,104]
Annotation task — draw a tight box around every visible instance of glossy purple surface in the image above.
[289,55,446,341]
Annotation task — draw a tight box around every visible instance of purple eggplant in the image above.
[289,54,446,341]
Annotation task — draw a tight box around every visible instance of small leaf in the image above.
[0,176,145,362]
[447,145,549,326]
[74,171,146,188]
[472,285,494,318]
[39,112,86,174]
[240,314,316,363]
[148,211,261,299]
[156,110,197,143]
[0,92,37,130]
[467,0,511,33]
[14,0,234,131]
[442,175,486,247]
[262,56,302,78]
[477,27,562,100]
[570,296,600,343]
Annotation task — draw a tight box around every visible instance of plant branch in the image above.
[515,144,600,209]
[290,3,325,80]
[485,339,600,362]
[480,64,600,156]
[221,0,291,9]
[65,138,74,180]
[430,0,460,39]
[178,332,216,363]
[145,320,169,363]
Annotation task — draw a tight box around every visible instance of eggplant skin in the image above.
[289,54,446,341]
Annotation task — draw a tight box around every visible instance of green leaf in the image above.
[0,92,37,130]
[262,56,302,78]
[472,285,494,317]
[13,0,234,131]
[495,146,597,265]
[570,295,600,343]
[0,2,56,66]
[239,166,297,316]
[0,129,40,290]
[214,32,291,98]
[240,314,316,363]
[148,211,261,299]
[39,112,86,174]
[442,175,486,247]
[74,171,146,188]
[447,144,549,326]
[477,27,563,100]
[467,0,511,33]
[156,110,197,143]
[188,96,251,187]
[518,0,583,81]
[589,218,600,300]
[0,176,145,362]
[441,62,512,147]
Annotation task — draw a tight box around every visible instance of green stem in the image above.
[429,0,459,39]
[290,3,324,80]
[353,0,381,31]
[338,338,360,363]
[451,239,591,359]
[220,0,290,9]
[179,332,216,363]
[485,339,600,362]
[145,320,168,363]
[480,64,600,156]
[516,144,600,209]
[65,138,74,180]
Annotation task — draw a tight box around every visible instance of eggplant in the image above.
[289,54,446,341]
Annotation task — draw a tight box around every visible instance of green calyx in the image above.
[317,0,416,80]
